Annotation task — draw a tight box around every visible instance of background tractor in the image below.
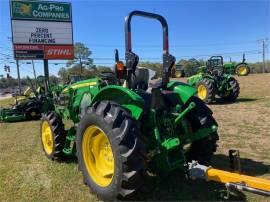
[171,58,202,78]
[224,53,250,76]
[171,64,185,78]
[40,11,269,200]
[187,56,240,103]
[0,77,52,122]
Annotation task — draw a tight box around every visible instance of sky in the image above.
[0,0,269,78]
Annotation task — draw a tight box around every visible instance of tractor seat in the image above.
[137,87,179,111]
[130,67,150,91]
[148,79,162,90]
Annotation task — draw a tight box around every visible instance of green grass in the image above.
[0,74,269,201]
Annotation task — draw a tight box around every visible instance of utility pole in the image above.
[79,46,83,75]
[79,56,82,74]
[258,38,268,73]
[31,60,37,88]
[262,40,265,73]
[44,59,50,93]
[16,60,22,95]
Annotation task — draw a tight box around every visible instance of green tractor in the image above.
[40,11,219,200]
[171,64,185,78]
[0,77,52,122]
[187,56,240,103]
[224,53,250,76]
[40,11,270,200]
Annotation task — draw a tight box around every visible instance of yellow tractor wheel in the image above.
[196,79,215,104]
[197,84,207,100]
[82,126,114,187]
[236,64,250,76]
[40,112,65,160]
[76,101,146,200]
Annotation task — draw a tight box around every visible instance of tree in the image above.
[49,75,59,85]
[57,42,113,83]
[66,42,93,68]
[58,67,69,82]
[139,62,163,77]
[176,58,202,76]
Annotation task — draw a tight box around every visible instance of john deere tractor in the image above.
[187,56,240,103]
[224,53,250,76]
[40,11,270,200]
[171,64,185,78]
[0,77,52,122]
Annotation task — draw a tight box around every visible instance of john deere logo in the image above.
[13,2,32,16]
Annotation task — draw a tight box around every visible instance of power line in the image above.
[2,49,259,66]
[83,40,259,48]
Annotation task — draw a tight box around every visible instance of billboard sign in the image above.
[10,0,73,60]
[12,20,73,45]
[10,0,72,21]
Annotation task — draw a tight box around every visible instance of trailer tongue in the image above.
[187,151,270,198]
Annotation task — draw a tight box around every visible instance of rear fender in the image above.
[167,81,197,104]
[91,85,145,120]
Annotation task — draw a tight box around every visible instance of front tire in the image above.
[196,79,215,104]
[76,101,146,200]
[40,112,66,160]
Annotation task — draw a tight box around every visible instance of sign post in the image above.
[10,0,74,93]
[44,59,49,93]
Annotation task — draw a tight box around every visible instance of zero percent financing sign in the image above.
[10,0,74,60]
[12,20,73,45]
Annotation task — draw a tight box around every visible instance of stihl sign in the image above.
[44,45,74,59]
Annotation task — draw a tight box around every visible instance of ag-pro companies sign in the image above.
[10,0,73,60]
[10,0,72,21]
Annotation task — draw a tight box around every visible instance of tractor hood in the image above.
[62,78,99,93]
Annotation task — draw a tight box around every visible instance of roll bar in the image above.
[125,10,169,54]
[124,10,175,88]
[209,56,224,65]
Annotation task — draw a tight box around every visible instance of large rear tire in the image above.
[76,101,146,200]
[40,112,66,160]
[185,96,219,165]
[196,78,215,104]
[221,78,240,102]
[236,63,250,76]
